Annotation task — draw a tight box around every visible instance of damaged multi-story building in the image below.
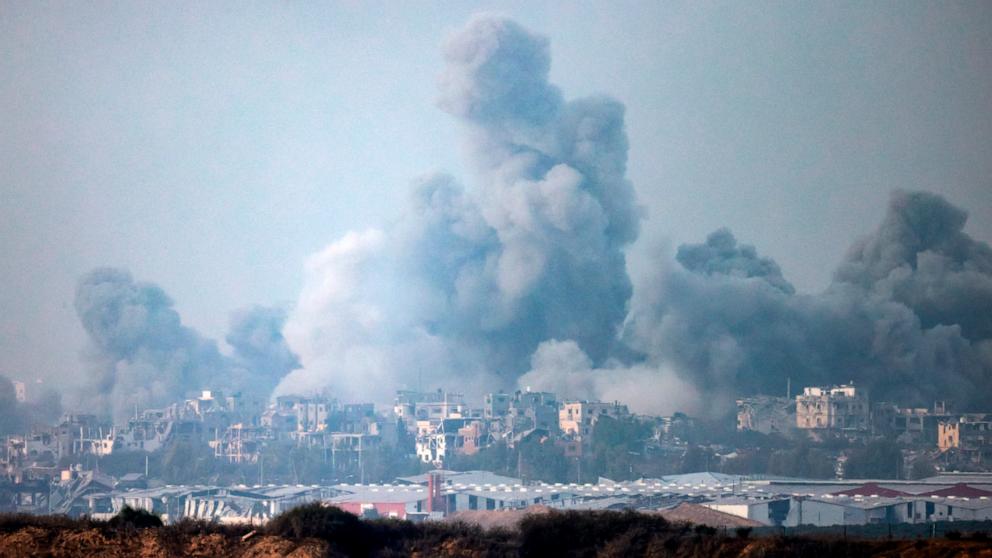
[795,383,870,432]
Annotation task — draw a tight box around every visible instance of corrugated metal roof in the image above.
[919,483,992,498]
[397,470,523,486]
[832,483,910,497]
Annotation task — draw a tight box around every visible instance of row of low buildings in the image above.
[703,474,992,527]
[737,383,992,464]
[3,384,679,495]
[23,468,992,528]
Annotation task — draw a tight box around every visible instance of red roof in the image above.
[919,483,992,498]
[832,483,910,497]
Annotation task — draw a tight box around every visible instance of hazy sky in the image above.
[2,1,991,390]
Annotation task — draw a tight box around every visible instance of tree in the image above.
[518,436,568,482]
[160,440,219,484]
[720,448,771,475]
[363,444,425,483]
[587,416,653,480]
[909,457,937,480]
[766,443,835,479]
[679,445,715,474]
[844,439,902,479]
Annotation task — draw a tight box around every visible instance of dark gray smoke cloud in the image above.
[836,190,992,341]
[67,16,988,417]
[75,268,297,420]
[621,190,992,413]
[226,305,301,390]
[275,16,990,414]
[676,228,795,294]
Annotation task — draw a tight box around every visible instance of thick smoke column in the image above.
[75,268,297,420]
[836,190,992,341]
[276,15,642,401]
[676,228,794,294]
[226,306,301,391]
[53,14,979,417]
[277,16,991,414]
[620,191,992,413]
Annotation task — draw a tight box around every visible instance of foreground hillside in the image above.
[2,506,991,557]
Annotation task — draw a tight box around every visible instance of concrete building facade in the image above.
[796,384,869,431]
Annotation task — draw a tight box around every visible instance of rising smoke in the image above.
[621,192,992,414]
[275,16,991,414]
[74,268,297,421]
[275,15,642,402]
[69,16,992,418]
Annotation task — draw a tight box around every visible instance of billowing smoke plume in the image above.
[63,16,987,418]
[836,190,992,341]
[621,192,992,413]
[676,228,794,294]
[517,340,700,416]
[226,305,301,391]
[276,15,642,402]
[276,15,991,415]
[75,268,297,420]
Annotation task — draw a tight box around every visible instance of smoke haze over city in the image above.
[1,5,991,419]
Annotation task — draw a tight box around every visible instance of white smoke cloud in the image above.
[518,340,702,416]
[67,15,988,419]
[274,16,991,416]
[275,15,642,404]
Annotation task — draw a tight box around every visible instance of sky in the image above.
[1,1,991,397]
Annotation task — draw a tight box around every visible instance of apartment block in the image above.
[795,384,869,431]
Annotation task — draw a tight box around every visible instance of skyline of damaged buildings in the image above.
[1,374,992,530]
[6,375,992,478]
[3,374,992,500]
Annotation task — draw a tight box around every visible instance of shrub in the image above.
[266,503,372,554]
[518,510,670,557]
[0,513,93,533]
[108,506,163,529]
[736,526,752,539]
[693,524,716,536]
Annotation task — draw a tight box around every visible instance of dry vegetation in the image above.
[1,506,991,557]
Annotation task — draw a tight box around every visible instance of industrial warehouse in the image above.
[23,469,992,528]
